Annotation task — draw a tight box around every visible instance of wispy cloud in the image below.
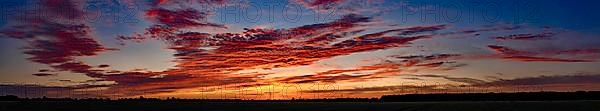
[485,45,597,62]
[0,0,114,78]
[477,74,600,86]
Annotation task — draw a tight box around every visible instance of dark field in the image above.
[1,101,599,111]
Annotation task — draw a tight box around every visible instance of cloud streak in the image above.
[485,45,597,62]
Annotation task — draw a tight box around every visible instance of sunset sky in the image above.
[1,0,600,99]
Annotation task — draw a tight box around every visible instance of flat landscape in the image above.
[1,101,599,111]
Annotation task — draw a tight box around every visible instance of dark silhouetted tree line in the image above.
[2,91,600,102]
[381,91,600,102]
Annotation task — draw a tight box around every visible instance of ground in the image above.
[1,101,599,111]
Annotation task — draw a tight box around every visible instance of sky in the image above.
[1,0,600,99]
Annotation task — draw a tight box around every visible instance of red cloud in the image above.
[118,4,228,45]
[150,0,170,6]
[150,0,230,7]
[109,13,452,96]
[293,0,346,10]
[0,0,113,78]
[275,53,464,84]
[493,32,554,41]
[486,45,596,62]
[501,56,592,62]
[145,8,226,29]
[487,45,527,55]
